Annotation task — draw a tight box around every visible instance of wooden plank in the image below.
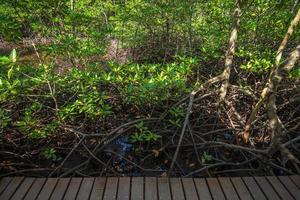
[218,177,239,200]
[145,177,157,200]
[50,178,70,200]
[131,177,144,200]
[194,178,212,200]
[117,177,130,200]
[242,177,266,200]
[157,177,171,200]
[36,178,58,200]
[266,176,294,200]
[181,178,198,200]
[2,176,298,200]
[0,177,24,200]
[278,176,300,199]
[64,177,82,200]
[289,175,300,189]
[103,177,118,200]
[90,177,106,200]
[254,176,280,200]
[76,177,94,200]
[231,177,253,200]
[0,177,12,194]
[206,178,225,200]
[11,178,35,200]
[24,178,46,200]
[170,178,185,200]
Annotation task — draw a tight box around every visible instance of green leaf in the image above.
[289,67,300,78]
[201,151,213,164]
[0,56,10,65]
[9,49,17,63]
[7,67,13,79]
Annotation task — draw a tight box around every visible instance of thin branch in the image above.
[169,91,195,174]
[242,9,300,142]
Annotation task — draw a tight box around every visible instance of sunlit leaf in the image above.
[7,67,13,79]
[9,49,17,63]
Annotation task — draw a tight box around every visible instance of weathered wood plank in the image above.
[194,178,212,200]
[117,177,130,200]
[289,175,300,189]
[218,177,239,200]
[2,175,298,200]
[206,178,225,200]
[50,178,70,200]
[242,177,266,200]
[254,176,280,200]
[64,177,82,200]
[11,177,35,200]
[182,178,198,200]
[76,177,94,200]
[36,178,58,200]
[145,177,157,200]
[0,177,12,194]
[0,177,24,200]
[278,176,300,199]
[158,177,171,200]
[131,177,144,200]
[103,177,118,200]
[90,177,106,200]
[24,178,46,200]
[266,176,294,200]
[231,177,253,200]
[170,178,185,200]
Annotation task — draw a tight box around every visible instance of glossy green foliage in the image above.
[168,107,185,127]
[0,49,196,139]
[42,148,61,161]
[0,108,10,130]
[1,0,299,63]
[113,57,196,104]
[59,89,112,121]
[201,151,213,164]
[130,122,161,143]
[237,48,274,73]
[0,5,22,40]
[289,67,300,78]
[1,1,300,142]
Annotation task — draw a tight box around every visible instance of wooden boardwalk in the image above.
[0,176,299,200]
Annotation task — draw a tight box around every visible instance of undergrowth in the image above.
[0,51,196,139]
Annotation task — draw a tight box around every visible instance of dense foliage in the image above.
[0,0,299,177]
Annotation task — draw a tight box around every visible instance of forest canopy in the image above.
[0,0,300,177]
